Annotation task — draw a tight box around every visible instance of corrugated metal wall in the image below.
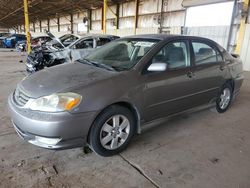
[0,27,8,32]
[15,0,232,53]
[183,26,230,48]
[27,0,185,37]
[239,24,250,71]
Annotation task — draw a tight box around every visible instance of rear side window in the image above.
[192,42,223,65]
[152,41,190,70]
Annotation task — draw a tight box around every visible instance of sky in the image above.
[185,2,234,27]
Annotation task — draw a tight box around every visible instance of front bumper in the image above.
[26,62,36,73]
[26,56,37,73]
[8,94,97,149]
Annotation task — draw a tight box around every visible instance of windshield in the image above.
[83,38,159,70]
[59,34,79,46]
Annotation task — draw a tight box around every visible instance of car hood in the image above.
[32,43,63,53]
[45,30,65,48]
[19,62,118,98]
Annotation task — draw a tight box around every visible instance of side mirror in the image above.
[147,63,167,72]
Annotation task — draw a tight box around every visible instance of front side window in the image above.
[75,39,93,49]
[83,39,159,70]
[192,42,222,65]
[151,41,190,69]
[96,38,111,47]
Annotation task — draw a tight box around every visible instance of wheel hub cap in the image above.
[100,115,130,150]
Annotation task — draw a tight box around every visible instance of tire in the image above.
[216,83,233,113]
[89,105,136,157]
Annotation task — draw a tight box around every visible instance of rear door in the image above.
[144,39,199,121]
[189,39,225,105]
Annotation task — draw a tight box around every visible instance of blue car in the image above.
[3,34,26,48]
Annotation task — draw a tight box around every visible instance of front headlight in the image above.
[29,92,82,112]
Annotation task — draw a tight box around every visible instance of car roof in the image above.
[122,34,215,42]
[34,35,49,38]
[67,34,119,47]
[78,34,119,39]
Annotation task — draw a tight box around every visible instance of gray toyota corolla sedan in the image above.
[8,34,243,156]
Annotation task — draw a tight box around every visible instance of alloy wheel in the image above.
[219,88,231,110]
[100,115,130,150]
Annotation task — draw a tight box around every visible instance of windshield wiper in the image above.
[81,58,94,66]
[81,59,115,71]
[110,66,128,71]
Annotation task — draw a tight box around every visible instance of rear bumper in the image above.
[233,74,244,98]
[8,94,97,149]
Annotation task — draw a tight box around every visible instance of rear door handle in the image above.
[187,71,195,78]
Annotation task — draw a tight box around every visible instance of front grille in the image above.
[13,87,31,106]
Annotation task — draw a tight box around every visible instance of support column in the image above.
[47,19,50,32]
[57,17,60,32]
[87,9,92,33]
[39,20,42,32]
[134,0,139,35]
[33,22,35,33]
[70,14,74,34]
[23,0,31,53]
[103,0,107,34]
[235,0,250,53]
[116,4,120,29]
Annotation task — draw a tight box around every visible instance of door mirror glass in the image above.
[147,63,167,72]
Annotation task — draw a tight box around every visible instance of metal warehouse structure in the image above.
[0,0,250,70]
[1,1,250,187]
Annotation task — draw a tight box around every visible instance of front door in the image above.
[144,40,198,122]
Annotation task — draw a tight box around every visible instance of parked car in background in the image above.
[16,36,52,52]
[0,32,9,37]
[58,34,79,47]
[32,36,53,46]
[3,34,26,48]
[0,33,10,47]
[26,34,119,73]
[15,40,26,52]
[45,31,80,48]
[8,35,243,156]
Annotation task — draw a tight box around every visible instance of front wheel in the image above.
[89,106,136,157]
[216,83,233,113]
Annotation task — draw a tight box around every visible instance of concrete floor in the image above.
[0,49,250,188]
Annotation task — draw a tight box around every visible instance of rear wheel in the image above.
[216,83,233,113]
[89,105,136,157]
